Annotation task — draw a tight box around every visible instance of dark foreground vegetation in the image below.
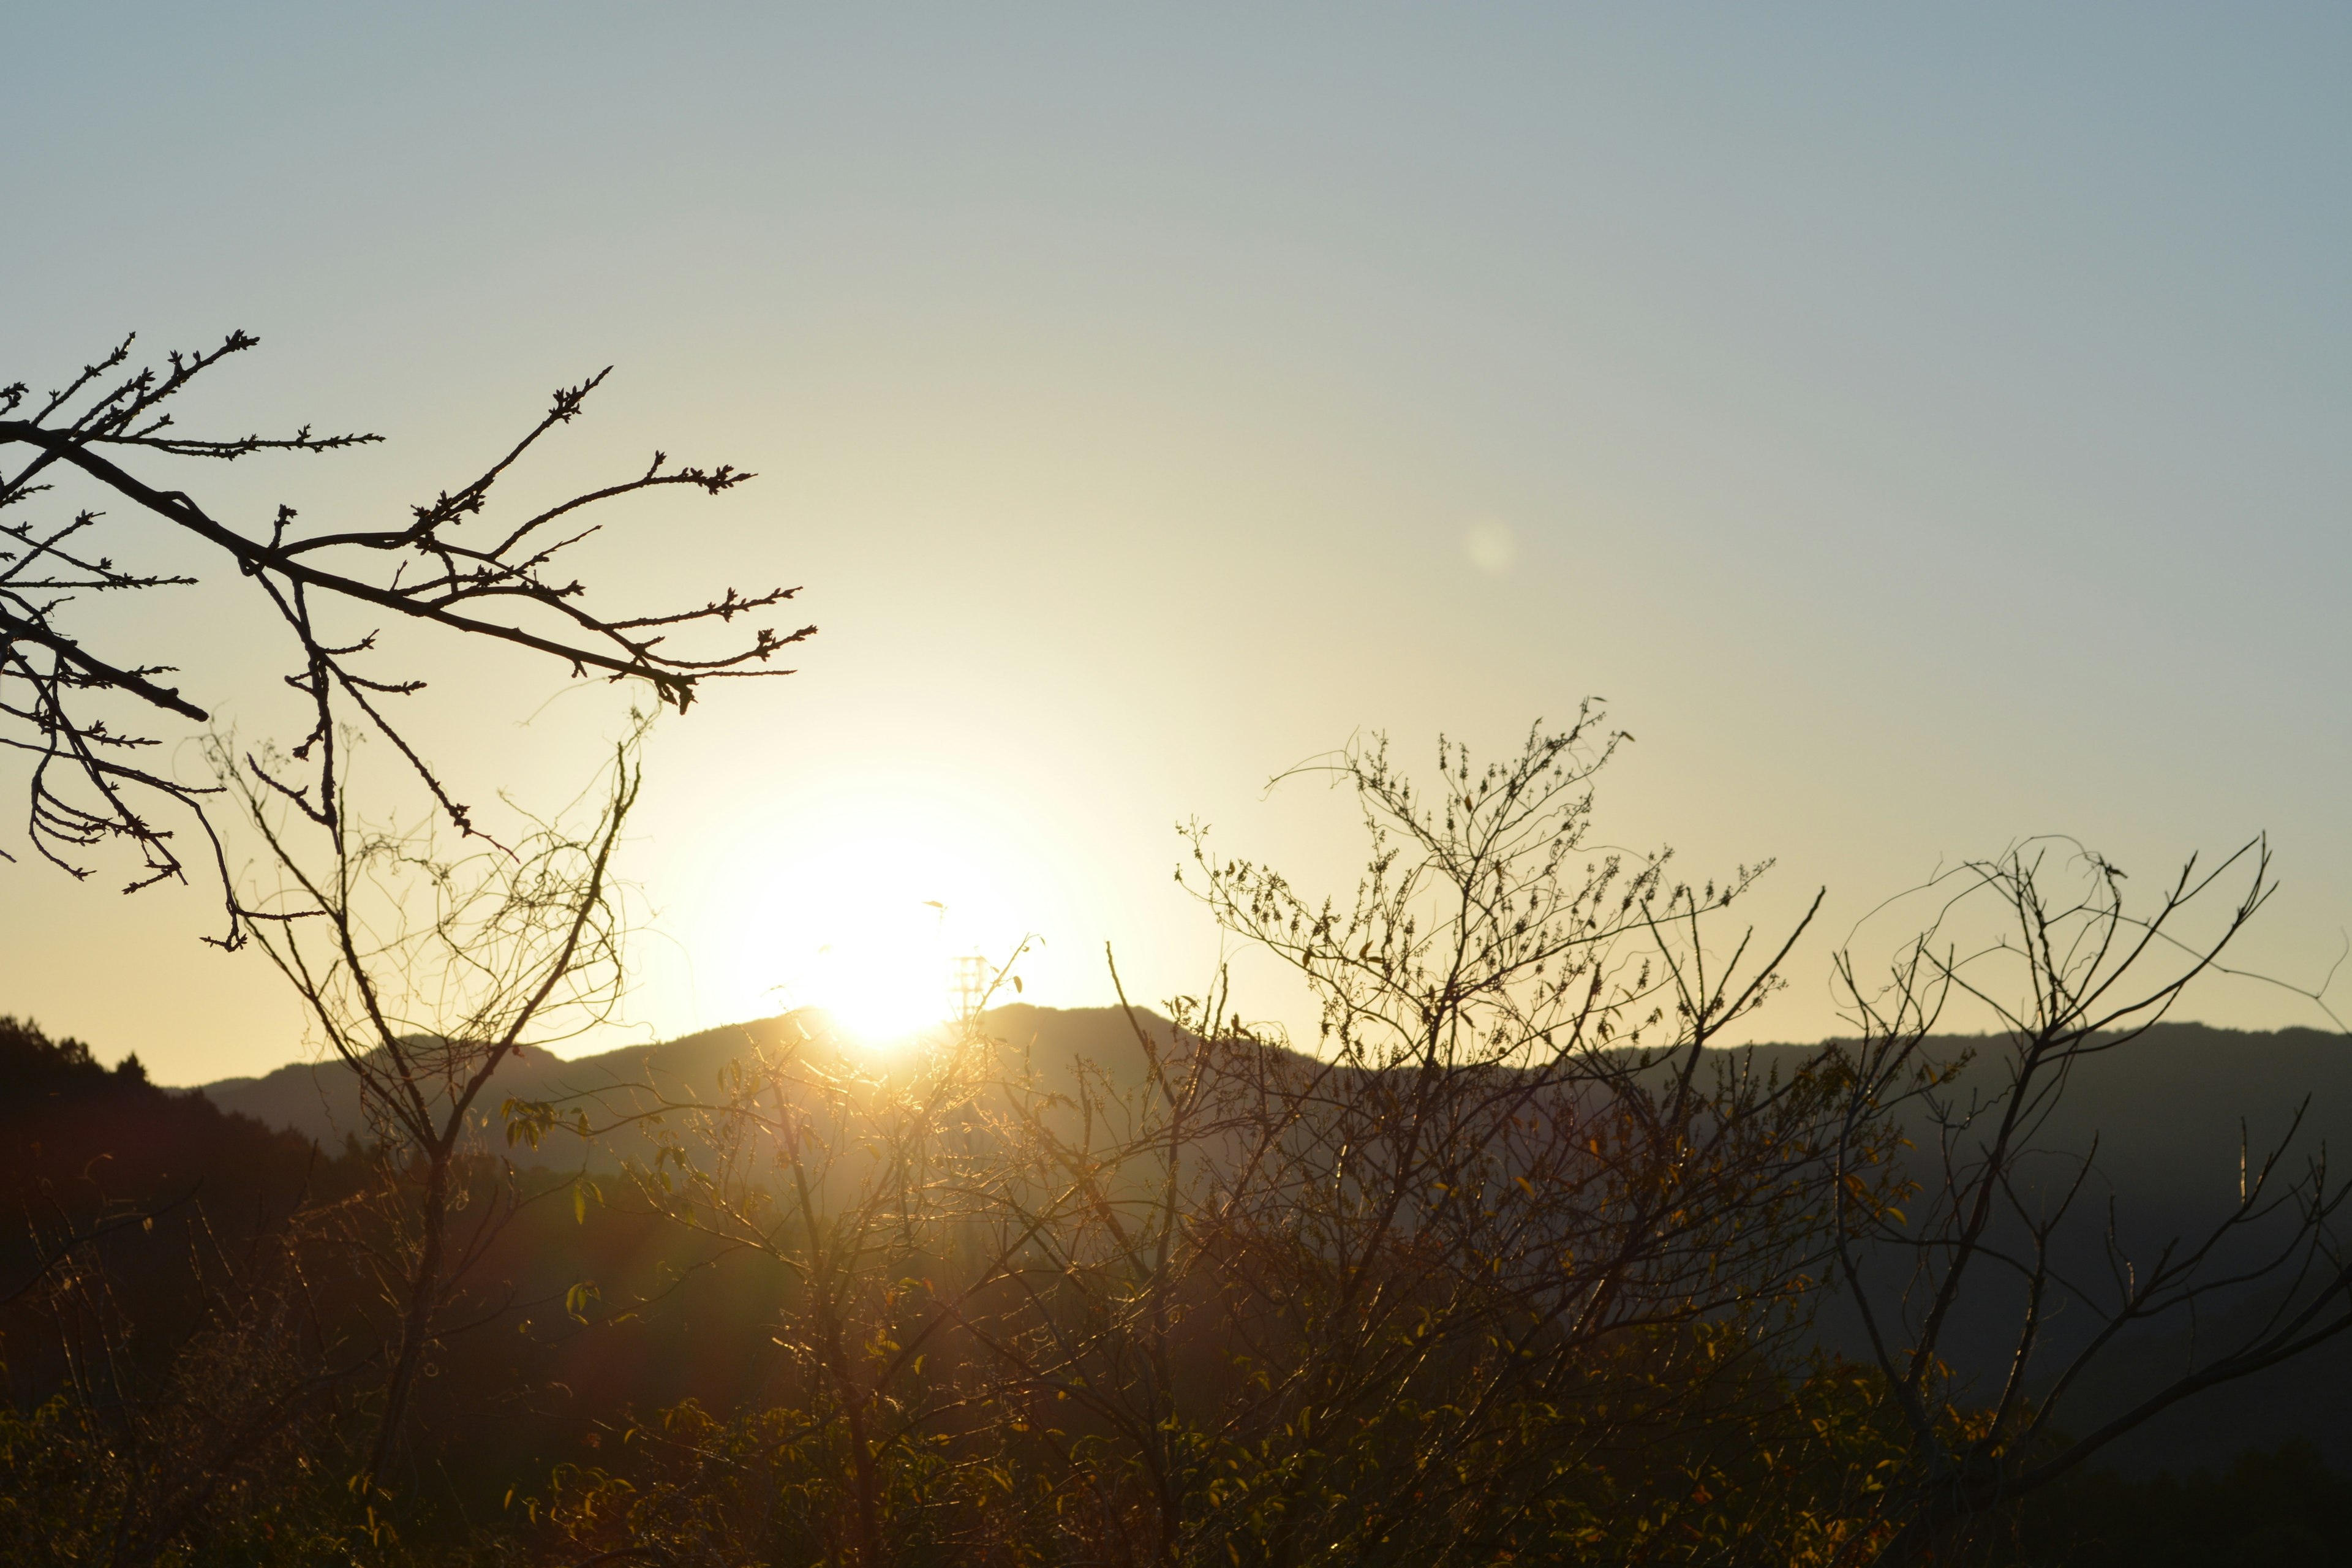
[8,726,2352,1567]
[7,994,2351,1568]
[8,338,2349,1563]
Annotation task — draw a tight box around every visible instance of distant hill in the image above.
[0,1016,362,1403]
[1740,1024,2352,1476]
[198,1014,2352,1208]
[3,1014,324,1231]
[194,1003,1175,1159]
[168,1009,2352,1474]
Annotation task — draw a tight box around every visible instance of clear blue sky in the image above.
[7,6,2348,1080]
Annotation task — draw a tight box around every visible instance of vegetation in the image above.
[9,721,2350,1564]
[6,338,2348,1562]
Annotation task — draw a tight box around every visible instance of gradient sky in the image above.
[7,6,2348,1083]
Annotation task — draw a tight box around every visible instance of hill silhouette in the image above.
[193,1003,1177,1165]
[33,1006,2352,1478]
[2,1014,330,1288]
[197,1012,2352,1240]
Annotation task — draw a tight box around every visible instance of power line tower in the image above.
[950,954,989,1023]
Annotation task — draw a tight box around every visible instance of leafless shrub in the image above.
[221,726,644,1488]
[930,716,1880,1564]
[1823,837,2352,1563]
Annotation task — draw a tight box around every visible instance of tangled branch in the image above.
[0,333,813,941]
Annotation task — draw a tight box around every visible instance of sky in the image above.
[4,6,2348,1084]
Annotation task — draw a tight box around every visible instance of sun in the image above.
[804,902,955,1044]
[760,830,1016,1047]
[663,770,1063,1048]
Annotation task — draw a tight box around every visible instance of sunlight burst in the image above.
[806,910,953,1044]
[761,829,1017,1047]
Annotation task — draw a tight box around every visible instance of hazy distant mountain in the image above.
[198,1012,2352,1208]
[195,1004,1175,1160]
[188,1009,2352,1473]
[1747,1024,2352,1476]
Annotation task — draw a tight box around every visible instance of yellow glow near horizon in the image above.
[748,821,1030,1049]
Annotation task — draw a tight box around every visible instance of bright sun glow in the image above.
[804,892,954,1043]
[645,767,1084,1050]
[756,827,1023,1048]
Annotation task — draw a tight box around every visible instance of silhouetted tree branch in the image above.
[0,333,811,940]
